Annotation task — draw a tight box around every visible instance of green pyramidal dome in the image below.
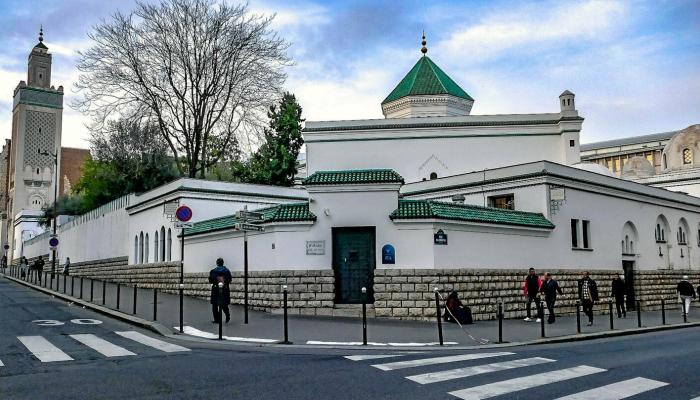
[382,56,473,105]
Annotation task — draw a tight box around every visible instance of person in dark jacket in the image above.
[33,256,45,284]
[611,273,626,318]
[577,271,599,326]
[443,291,473,325]
[677,275,696,317]
[209,258,232,323]
[522,268,543,322]
[539,272,563,324]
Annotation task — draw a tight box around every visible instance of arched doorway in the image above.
[621,221,639,310]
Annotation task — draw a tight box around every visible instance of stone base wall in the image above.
[373,269,700,321]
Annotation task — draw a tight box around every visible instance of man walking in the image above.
[677,275,696,317]
[522,267,543,322]
[578,271,599,326]
[611,273,627,318]
[33,256,45,284]
[209,258,232,323]
[540,272,563,324]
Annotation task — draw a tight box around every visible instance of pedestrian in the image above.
[539,272,563,324]
[443,290,473,324]
[33,256,45,284]
[1,255,6,271]
[20,256,28,279]
[677,275,696,317]
[62,257,71,276]
[522,267,543,322]
[578,271,599,326]
[611,273,627,318]
[209,258,232,324]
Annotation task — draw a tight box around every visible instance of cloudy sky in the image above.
[0,0,698,148]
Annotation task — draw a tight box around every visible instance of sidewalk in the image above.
[4,270,700,347]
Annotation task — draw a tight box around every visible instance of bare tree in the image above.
[74,0,290,177]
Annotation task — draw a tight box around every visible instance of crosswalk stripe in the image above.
[115,331,190,353]
[372,352,514,371]
[449,365,606,400]
[70,334,136,357]
[554,377,668,400]
[345,354,405,361]
[17,336,74,362]
[407,357,556,384]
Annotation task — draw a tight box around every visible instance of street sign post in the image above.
[234,223,264,232]
[174,204,192,334]
[234,206,265,324]
[235,210,263,221]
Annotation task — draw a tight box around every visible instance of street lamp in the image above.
[38,148,58,279]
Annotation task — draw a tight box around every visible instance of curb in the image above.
[4,273,699,351]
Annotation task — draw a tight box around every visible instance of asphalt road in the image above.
[2,276,700,400]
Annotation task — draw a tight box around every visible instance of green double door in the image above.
[332,227,376,304]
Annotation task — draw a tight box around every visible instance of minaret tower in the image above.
[5,27,63,260]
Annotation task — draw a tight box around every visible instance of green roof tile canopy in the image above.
[183,203,316,237]
[382,56,473,105]
[304,169,404,185]
[390,200,555,229]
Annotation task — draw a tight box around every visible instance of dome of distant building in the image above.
[621,155,655,179]
[571,162,616,178]
[661,124,700,171]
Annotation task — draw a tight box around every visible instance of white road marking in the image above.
[554,377,668,400]
[344,354,406,361]
[69,334,136,357]
[0,359,4,366]
[372,352,514,371]
[449,365,606,400]
[307,341,458,346]
[407,357,556,384]
[115,331,190,353]
[17,336,74,362]
[179,326,278,343]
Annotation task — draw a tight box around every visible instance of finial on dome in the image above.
[420,31,427,55]
[39,25,44,43]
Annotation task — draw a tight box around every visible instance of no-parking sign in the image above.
[175,205,192,222]
[49,235,59,250]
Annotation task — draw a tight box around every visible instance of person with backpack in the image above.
[522,267,543,322]
[677,275,696,317]
[578,271,599,326]
[539,272,563,324]
[443,290,473,324]
[611,273,627,318]
[209,258,232,323]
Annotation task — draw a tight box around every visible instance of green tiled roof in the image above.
[382,56,473,105]
[390,200,554,229]
[304,169,404,185]
[183,203,315,236]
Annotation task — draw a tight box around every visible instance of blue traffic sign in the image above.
[175,205,193,222]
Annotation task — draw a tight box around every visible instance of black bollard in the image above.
[683,299,688,323]
[636,300,642,327]
[80,278,84,299]
[90,279,94,302]
[179,284,184,334]
[361,287,368,346]
[153,289,158,321]
[117,283,121,309]
[434,288,444,346]
[609,301,614,330]
[71,277,75,296]
[102,281,107,305]
[576,301,581,334]
[539,303,545,338]
[218,282,223,340]
[63,275,67,294]
[281,286,291,344]
[661,299,666,325]
[133,284,138,315]
[497,302,503,343]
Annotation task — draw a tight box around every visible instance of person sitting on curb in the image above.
[209,258,232,324]
[677,275,696,317]
[443,291,472,325]
[522,267,543,322]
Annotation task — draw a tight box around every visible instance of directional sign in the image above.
[236,210,263,221]
[175,221,194,229]
[234,223,264,232]
[175,205,193,222]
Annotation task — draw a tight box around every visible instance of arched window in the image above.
[160,226,166,261]
[663,154,667,169]
[145,233,149,263]
[154,231,159,262]
[621,240,625,254]
[683,148,692,165]
[429,172,438,180]
[139,232,144,263]
[134,236,138,263]
[624,235,629,254]
[630,241,634,253]
[167,228,172,261]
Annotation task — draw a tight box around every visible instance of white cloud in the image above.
[438,0,628,61]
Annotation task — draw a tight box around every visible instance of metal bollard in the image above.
[133,284,138,315]
[539,303,545,338]
[80,278,84,299]
[90,279,94,302]
[102,281,107,305]
[281,285,291,344]
[218,282,224,340]
[576,301,581,334]
[636,300,642,328]
[179,283,184,333]
[434,288,444,346]
[117,283,121,309]
[661,299,666,325]
[497,302,504,343]
[683,298,688,323]
[609,301,614,330]
[153,289,158,321]
[361,287,368,346]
